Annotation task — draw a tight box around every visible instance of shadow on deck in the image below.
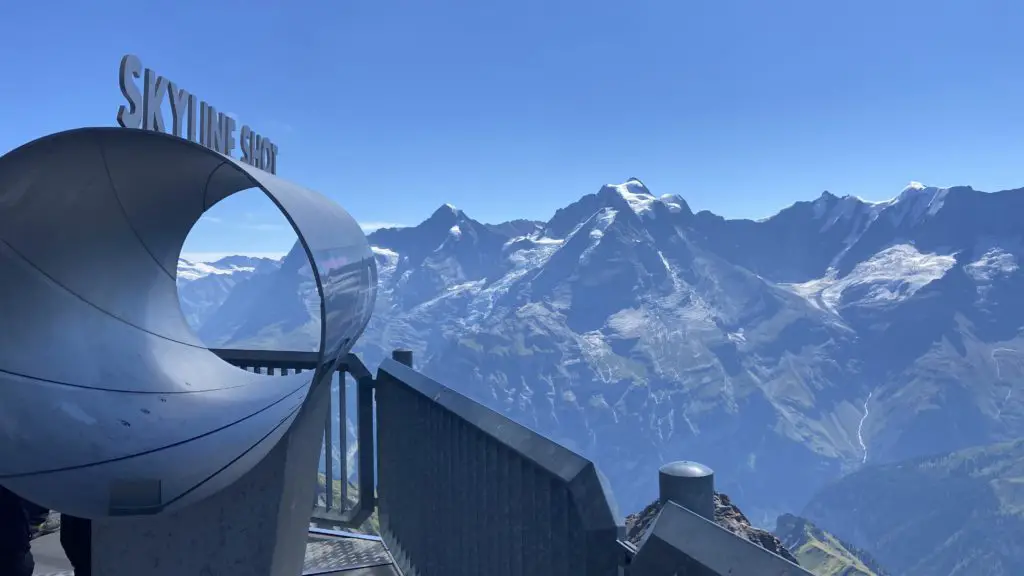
[31,528,398,576]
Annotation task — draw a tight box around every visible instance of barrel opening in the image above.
[177,187,322,356]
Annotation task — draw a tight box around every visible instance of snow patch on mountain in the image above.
[579,208,620,265]
[371,246,399,260]
[506,238,563,268]
[177,258,259,282]
[607,308,647,338]
[966,247,1019,282]
[783,244,957,313]
[728,329,747,343]
[524,236,565,246]
[579,331,623,385]
[660,194,686,213]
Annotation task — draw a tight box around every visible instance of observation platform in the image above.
[22,349,812,576]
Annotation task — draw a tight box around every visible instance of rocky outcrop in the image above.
[28,510,61,540]
[624,492,799,565]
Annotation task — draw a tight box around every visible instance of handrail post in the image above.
[328,353,376,528]
[324,386,334,513]
[392,349,413,367]
[338,369,349,510]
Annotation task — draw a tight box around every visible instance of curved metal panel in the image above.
[0,127,377,518]
[220,162,379,372]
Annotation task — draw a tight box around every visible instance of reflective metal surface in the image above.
[0,127,377,518]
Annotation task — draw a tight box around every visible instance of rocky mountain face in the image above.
[179,179,1024,528]
[775,514,888,576]
[625,493,799,564]
[176,256,281,331]
[802,438,1024,576]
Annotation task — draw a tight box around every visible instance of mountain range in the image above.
[178,178,1024,540]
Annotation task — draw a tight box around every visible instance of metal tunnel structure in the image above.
[0,127,378,519]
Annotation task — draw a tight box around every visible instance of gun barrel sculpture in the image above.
[0,127,377,519]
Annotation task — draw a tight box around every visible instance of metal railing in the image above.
[376,352,625,576]
[211,349,376,529]
[213,348,813,576]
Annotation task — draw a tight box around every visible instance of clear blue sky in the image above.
[2,0,1023,260]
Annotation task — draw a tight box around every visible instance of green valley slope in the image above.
[775,514,888,576]
[803,438,1024,576]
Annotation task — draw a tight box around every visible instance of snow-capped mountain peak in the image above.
[902,180,928,193]
[887,182,950,226]
[597,178,654,213]
[592,178,697,224]
[431,203,463,221]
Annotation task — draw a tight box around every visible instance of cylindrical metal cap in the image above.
[392,349,413,367]
[658,460,715,521]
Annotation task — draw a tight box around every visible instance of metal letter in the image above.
[142,69,167,133]
[199,101,209,146]
[254,134,264,169]
[268,142,279,175]
[206,107,224,154]
[186,93,197,143]
[261,139,273,174]
[116,55,143,129]
[239,125,252,165]
[167,83,191,139]
[223,115,237,157]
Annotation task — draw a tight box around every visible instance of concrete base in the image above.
[90,378,332,576]
[31,532,73,575]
